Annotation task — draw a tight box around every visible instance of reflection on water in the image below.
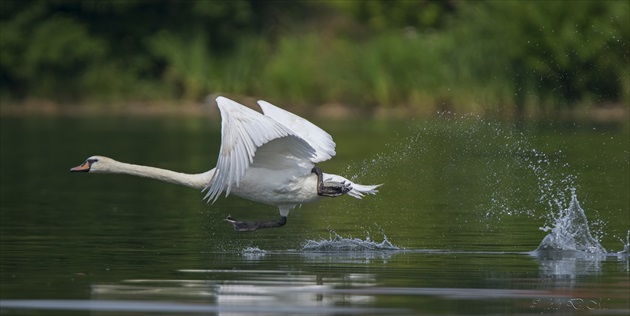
[0,299,400,315]
[88,250,627,315]
[533,250,604,278]
[4,248,626,315]
[90,271,379,314]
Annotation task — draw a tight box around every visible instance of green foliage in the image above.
[0,0,266,101]
[448,0,629,115]
[1,1,107,98]
[146,30,210,100]
[0,0,627,117]
[330,0,455,31]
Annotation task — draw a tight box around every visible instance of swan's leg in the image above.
[225,215,287,232]
[311,167,351,197]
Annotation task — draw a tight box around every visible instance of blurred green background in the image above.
[0,0,628,119]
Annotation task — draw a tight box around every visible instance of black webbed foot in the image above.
[318,182,351,196]
[225,215,287,232]
[311,166,352,197]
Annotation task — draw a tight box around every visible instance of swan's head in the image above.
[70,156,117,173]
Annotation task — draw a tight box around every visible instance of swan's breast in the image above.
[231,168,320,205]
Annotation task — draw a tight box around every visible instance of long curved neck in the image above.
[101,160,214,190]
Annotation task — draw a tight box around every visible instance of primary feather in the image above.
[257,100,336,162]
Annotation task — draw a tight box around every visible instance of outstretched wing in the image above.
[204,97,315,203]
[257,100,336,163]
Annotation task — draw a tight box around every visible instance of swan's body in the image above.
[71,97,381,230]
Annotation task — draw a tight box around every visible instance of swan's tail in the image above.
[346,182,382,199]
[323,173,382,199]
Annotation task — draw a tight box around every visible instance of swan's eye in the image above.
[87,158,98,164]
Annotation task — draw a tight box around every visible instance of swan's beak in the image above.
[70,161,91,172]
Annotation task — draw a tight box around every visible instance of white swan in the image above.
[71,96,381,231]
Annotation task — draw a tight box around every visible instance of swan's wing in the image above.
[257,100,335,163]
[204,97,315,203]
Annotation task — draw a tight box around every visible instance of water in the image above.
[537,189,606,253]
[1,116,628,315]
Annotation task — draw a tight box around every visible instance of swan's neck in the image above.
[99,160,214,190]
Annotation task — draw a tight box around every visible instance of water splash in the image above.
[344,114,623,254]
[241,246,267,260]
[476,123,611,254]
[432,116,612,254]
[302,231,399,252]
[617,230,629,255]
[536,189,606,253]
[242,246,267,254]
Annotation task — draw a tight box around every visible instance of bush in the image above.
[0,0,627,118]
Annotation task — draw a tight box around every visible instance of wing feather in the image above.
[257,100,336,163]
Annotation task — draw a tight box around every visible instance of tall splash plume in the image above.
[537,189,606,253]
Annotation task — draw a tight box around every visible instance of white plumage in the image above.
[71,96,381,230]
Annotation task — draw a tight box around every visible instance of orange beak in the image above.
[70,161,91,172]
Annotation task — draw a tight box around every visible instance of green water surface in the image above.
[1,116,628,315]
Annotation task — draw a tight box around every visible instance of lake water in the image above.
[1,115,628,315]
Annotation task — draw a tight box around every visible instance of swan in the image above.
[71,96,381,231]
